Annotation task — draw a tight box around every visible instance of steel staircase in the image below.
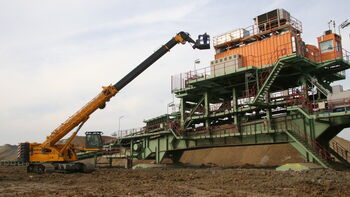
[305,74,331,96]
[184,96,205,127]
[285,129,333,168]
[252,61,284,104]
[287,106,350,168]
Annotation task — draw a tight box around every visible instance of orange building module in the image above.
[213,8,344,68]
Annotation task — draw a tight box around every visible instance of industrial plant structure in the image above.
[106,9,350,169]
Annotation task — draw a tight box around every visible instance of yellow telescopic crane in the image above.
[18,32,210,173]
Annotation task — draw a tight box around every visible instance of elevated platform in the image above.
[109,52,350,169]
[173,54,349,100]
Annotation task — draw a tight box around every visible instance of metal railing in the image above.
[284,87,350,114]
[0,160,29,166]
[168,95,350,122]
[210,101,233,113]
[305,47,350,63]
[168,103,180,114]
[330,141,349,162]
[306,98,350,114]
[325,98,350,113]
[180,119,273,137]
[213,15,302,47]
[170,118,299,138]
[115,127,145,138]
[172,46,350,93]
[116,122,177,138]
[169,118,329,140]
[337,70,346,77]
[312,140,333,162]
[342,48,350,63]
[171,42,293,92]
[102,147,128,158]
[284,119,333,162]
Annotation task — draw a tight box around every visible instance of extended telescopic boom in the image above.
[39,32,210,151]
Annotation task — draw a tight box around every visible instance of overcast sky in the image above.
[1,0,350,145]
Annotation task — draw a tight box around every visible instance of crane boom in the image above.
[41,85,118,147]
[26,31,210,167]
[114,32,196,90]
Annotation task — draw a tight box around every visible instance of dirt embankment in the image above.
[0,145,17,160]
[179,143,305,167]
[178,136,350,167]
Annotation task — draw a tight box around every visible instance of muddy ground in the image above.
[1,166,350,197]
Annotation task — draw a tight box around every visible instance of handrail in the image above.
[169,118,291,138]
[119,95,350,138]
[171,42,294,92]
[342,48,350,63]
[213,15,302,47]
[286,118,333,162]
[287,106,312,119]
[116,127,145,138]
[305,46,350,63]
[330,141,349,162]
[313,140,333,162]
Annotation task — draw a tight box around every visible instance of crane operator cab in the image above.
[85,131,103,149]
[193,33,210,50]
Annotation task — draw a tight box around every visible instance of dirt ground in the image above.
[1,166,350,197]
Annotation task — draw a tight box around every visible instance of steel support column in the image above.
[204,91,210,128]
[180,98,185,127]
[233,88,238,125]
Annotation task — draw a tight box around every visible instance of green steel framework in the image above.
[105,53,350,169]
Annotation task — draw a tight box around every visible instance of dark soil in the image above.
[0,166,350,197]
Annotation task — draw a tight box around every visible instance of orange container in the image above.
[305,44,321,62]
[215,32,296,67]
[317,33,342,62]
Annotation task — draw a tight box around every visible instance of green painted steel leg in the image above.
[180,98,185,127]
[204,91,209,128]
[155,138,166,164]
[233,88,238,125]
[286,131,329,168]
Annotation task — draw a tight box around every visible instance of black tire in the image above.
[79,162,95,173]
[27,165,34,173]
[35,165,45,174]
